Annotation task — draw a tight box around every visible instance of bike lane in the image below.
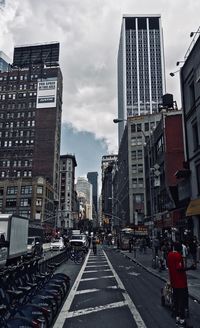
[53,248,147,328]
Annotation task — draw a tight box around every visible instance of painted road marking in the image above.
[128,272,140,277]
[103,251,147,328]
[86,264,109,268]
[76,288,100,295]
[84,269,111,273]
[53,248,147,328]
[66,301,128,318]
[80,275,114,281]
[53,250,91,328]
[76,285,119,295]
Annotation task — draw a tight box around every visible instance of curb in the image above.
[119,250,200,304]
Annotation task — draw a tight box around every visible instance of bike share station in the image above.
[0,214,71,328]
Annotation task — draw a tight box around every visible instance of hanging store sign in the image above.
[36,79,57,108]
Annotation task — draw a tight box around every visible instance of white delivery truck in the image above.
[0,214,29,267]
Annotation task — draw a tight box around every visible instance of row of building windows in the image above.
[0,185,43,196]
[1,139,34,147]
[0,91,37,101]
[0,130,35,138]
[0,197,43,208]
[0,120,35,128]
[0,159,32,168]
[0,74,38,82]
[0,111,35,119]
[1,170,32,178]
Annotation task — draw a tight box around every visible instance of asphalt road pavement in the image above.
[52,246,200,328]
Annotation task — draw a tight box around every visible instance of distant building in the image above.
[59,154,77,229]
[87,172,98,213]
[0,51,10,72]
[101,154,118,180]
[76,177,93,221]
[117,14,166,143]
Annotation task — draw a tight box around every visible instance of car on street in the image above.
[27,236,43,256]
[50,237,65,251]
[69,234,89,252]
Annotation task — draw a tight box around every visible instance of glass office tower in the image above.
[117,15,166,143]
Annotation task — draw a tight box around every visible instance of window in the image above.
[138,178,143,187]
[6,198,17,207]
[132,164,137,174]
[37,186,43,194]
[144,122,149,131]
[131,150,136,160]
[131,124,136,133]
[7,186,18,195]
[36,198,42,206]
[192,122,199,151]
[137,124,142,132]
[132,178,137,188]
[189,82,195,108]
[134,194,144,203]
[196,164,200,195]
[137,149,143,159]
[20,198,30,207]
[19,210,30,218]
[21,186,32,195]
[138,164,143,173]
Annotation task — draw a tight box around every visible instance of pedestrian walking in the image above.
[88,235,91,249]
[129,236,133,253]
[92,236,97,255]
[182,241,188,268]
[188,236,198,268]
[167,241,195,327]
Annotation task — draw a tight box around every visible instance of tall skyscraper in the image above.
[0,42,63,223]
[117,14,166,142]
[87,172,98,213]
[0,51,10,72]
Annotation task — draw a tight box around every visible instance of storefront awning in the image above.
[186,198,200,216]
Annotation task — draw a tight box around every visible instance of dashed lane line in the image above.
[54,249,147,328]
[84,269,111,273]
[86,264,109,268]
[53,249,91,328]
[76,285,120,295]
[103,250,147,328]
[80,275,114,281]
[66,301,128,318]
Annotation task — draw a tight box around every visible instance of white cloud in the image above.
[1,0,200,154]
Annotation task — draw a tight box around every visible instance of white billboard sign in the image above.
[36,80,57,108]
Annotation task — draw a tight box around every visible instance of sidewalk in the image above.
[120,247,200,303]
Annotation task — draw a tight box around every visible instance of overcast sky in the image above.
[0,0,200,177]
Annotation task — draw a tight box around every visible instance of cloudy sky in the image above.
[0,0,200,178]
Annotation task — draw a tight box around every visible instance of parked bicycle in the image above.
[0,255,70,327]
[70,247,85,264]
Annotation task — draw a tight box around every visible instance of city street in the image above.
[53,246,200,328]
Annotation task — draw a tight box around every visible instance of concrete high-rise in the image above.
[0,42,63,224]
[87,172,98,213]
[117,14,166,142]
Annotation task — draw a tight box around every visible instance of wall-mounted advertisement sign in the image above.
[36,79,57,108]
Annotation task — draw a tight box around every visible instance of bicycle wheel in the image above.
[75,252,85,264]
